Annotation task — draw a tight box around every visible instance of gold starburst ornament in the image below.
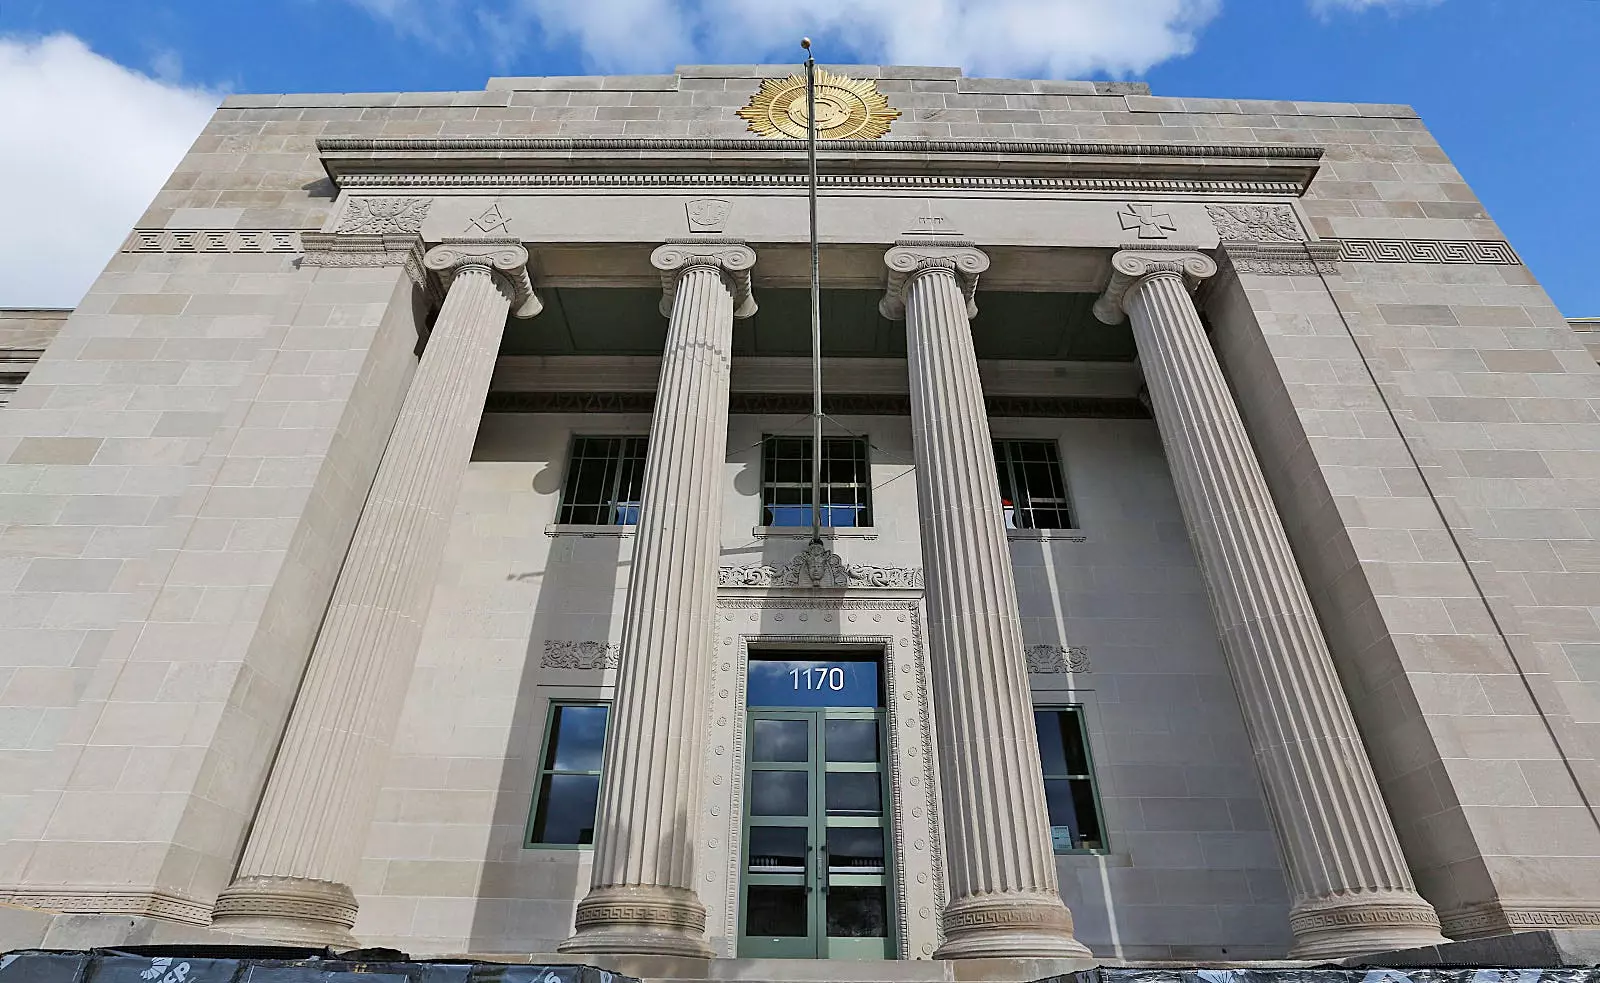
[738,69,901,140]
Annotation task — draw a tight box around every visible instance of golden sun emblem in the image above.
[737,69,901,140]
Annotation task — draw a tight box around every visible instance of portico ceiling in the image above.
[501,287,1134,361]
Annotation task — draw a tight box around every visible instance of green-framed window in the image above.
[760,436,873,528]
[557,436,648,525]
[1034,706,1106,853]
[994,439,1074,530]
[526,702,610,847]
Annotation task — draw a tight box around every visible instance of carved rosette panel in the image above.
[718,541,923,589]
[1206,203,1305,242]
[335,196,432,234]
[541,640,621,670]
[702,598,944,959]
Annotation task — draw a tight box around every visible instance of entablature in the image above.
[318,136,1322,196]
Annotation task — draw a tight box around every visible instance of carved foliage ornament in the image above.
[719,541,923,589]
[1026,645,1092,674]
[738,69,901,140]
[336,196,431,234]
[542,640,621,670]
[1207,203,1304,242]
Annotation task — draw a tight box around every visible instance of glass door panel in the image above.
[739,706,894,959]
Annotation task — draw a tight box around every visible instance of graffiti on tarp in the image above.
[142,957,194,983]
[0,952,635,983]
[1072,971,1599,983]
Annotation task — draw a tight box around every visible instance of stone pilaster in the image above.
[1095,249,1448,959]
[559,240,755,959]
[881,241,1092,959]
[210,238,540,946]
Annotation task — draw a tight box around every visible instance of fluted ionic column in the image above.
[881,242,1092,959]
[1095,250,1447,959]
[559,240,756,958]
[211,239,541,945]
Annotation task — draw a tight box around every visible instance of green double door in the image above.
[739,706,895,959]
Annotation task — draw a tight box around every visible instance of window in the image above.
[1034,707,1105,852]
[994,440,1074,530]
[528,702,610,846]
[557,437,647,525]
[761,436,873,528]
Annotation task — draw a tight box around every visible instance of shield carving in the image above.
[686,198,732,233]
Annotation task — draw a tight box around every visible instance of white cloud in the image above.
[1310,0,1444,13]
[345,0,1225,77]
[0,34,219,308]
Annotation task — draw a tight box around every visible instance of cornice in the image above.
[319,135,1322,195]
[318,136,1323,158]
[331,173,1309,197]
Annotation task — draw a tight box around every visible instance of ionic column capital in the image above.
[424,237,541,319]
[1092,248,1218,324]
[650,239,757,318]
[880,240,990,320]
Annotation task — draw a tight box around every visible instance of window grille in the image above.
[993,439,1074,530]
[557,436,647,525]
[760,436,873,528]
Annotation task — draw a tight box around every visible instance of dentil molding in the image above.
[879,240,991,320]
[1220,240,1342,276]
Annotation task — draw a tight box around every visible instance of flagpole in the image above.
[803,38,823,546]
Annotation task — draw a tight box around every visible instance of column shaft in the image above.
[212,240,537,945]
[1103,252,1447,958]
[885,242,1091,960]
[561,242,754,958]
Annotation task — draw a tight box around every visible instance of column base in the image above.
[209,876,359,949]
[558,885,715,959]
[1288,889,1449,960]
[934,892,1093,959]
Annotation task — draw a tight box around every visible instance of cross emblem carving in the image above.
[1119,203,1178,239]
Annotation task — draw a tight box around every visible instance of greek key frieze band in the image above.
[1332,237,1521,265]
[122,229,306,253]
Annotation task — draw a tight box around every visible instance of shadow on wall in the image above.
[468,454,628,953]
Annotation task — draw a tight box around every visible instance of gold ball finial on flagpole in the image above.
[801,37,812,50]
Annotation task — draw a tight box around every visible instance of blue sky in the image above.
[0,0,1596,313]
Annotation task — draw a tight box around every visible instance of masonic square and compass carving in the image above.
[738,69,901,140]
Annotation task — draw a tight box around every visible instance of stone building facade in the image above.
[0,64,1598,966]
